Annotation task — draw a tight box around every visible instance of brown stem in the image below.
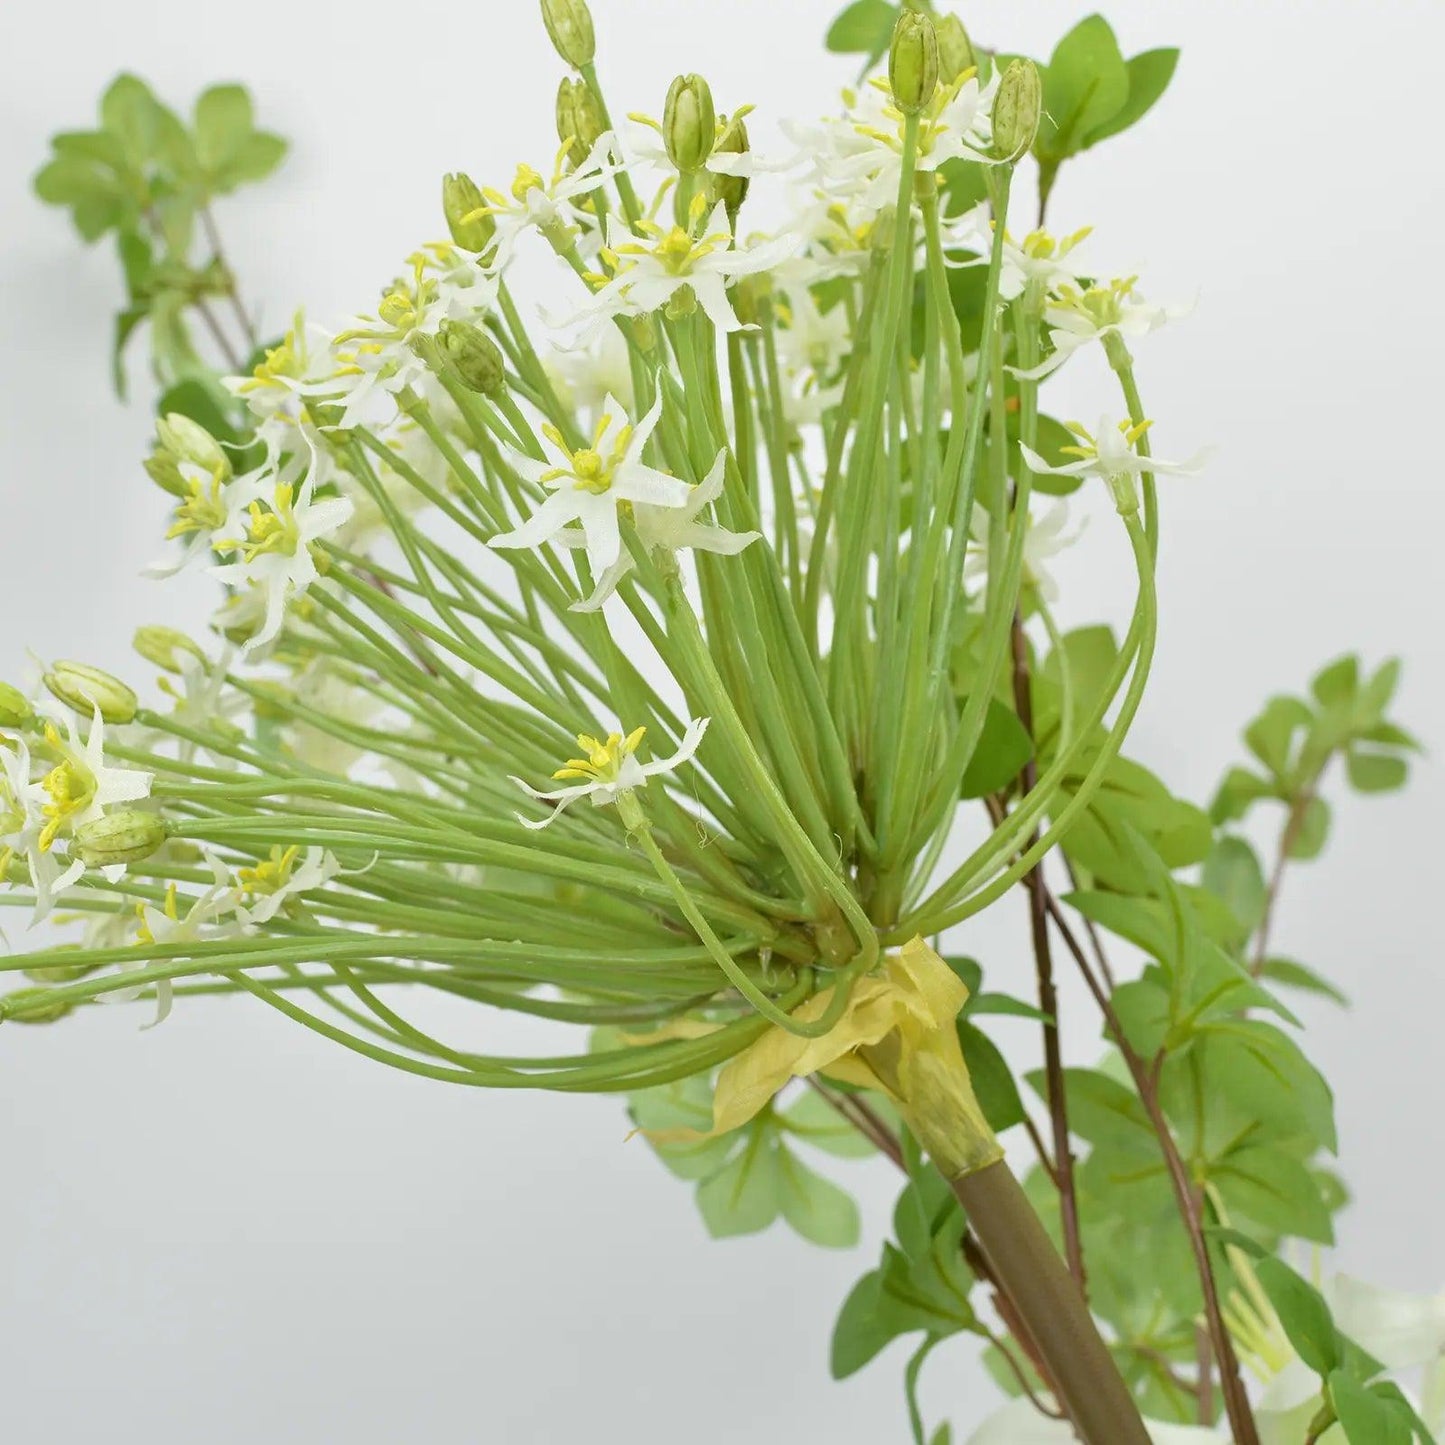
[811,1083,1083,1433]
[192,296,244,372]
[1008,612,1086,1293]
[952,1161,1151,1445]
[1196,1322,1217,1426]
[201,203,260,351]
[1043,893,1262,1445]
[981,1325,1066,1423]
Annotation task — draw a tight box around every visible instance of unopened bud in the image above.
[442,172,496,255]
[44,662,138,725]
[133,626,204,675]
[664,74,716,174]
[438,320,506,395]
[555,77,606,155]
[732,273,772,328]
[0,987,74,1025]
[142,454,184,497]
[0,681,31,728]
[156,413,230,478]
[991,59,1042,162]
[73,810,168,868]
[540,0,595,70]
[935,14,976,84]
[889,12,939,116]
[706,111,751,219]
[25,948,98,986]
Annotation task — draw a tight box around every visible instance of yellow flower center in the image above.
[37,725,96,852]
[237,844,300,896]
[539,414,635,496]
[1054,276,1139,329]
[218,484,303,563]
[135,883,181,944]
[551,726,647,783]
[167,473,229,542]
[511,163,545,202]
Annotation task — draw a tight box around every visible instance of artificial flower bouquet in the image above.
[5,2,1439,1440]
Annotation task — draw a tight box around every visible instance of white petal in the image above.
[618,463,691,509]
[1328,1275,1445,1370]
[489,490,584,551]
[640,716,710,781]
[1018,442,1086,478]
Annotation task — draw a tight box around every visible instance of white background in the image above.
[2,1,1442,1441]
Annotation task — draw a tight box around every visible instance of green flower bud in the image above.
[555,76,606,155]
[73,810,168,868]
[438,320,506,396]
[935,14,976,84]
[540,0,595,70]
[156,413,230,478]
[889,12,939,116]
[133,626,205,675]
[664,74,716,174]
[25,947,99,986]
[0,681,32,728]
[44,661,138,725]
[143,452,188,498]
[706,111,751,219]
[442,172,496,256]
[0,987,74,1025]
[992,59,1042,162]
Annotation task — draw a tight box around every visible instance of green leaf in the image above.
[1081,47,1180,147]
[780,1088,878,1159]
[1204,1225,1267,1260]
[1346,748,1409,793]
[1040,1067,1154,1153]
[776,1146,860,1248]
[942,956,983,996]
[830,1271,895,1378]
[1036,16,1130,164]
[154,376,249,446]
[628,1075,735,1182]
[1312,655,1360,709]
[1257,1257,1340,1376]
[958,1021,1025,1132]
[960,697,1033,798]
[1041,625,1119,726]
[1051,755,1213,893]
[111,305,149,398]
[825,0,898,56]
[1358,658,1402,722]
[1287,796,1332,861]
[1201,835,1267,943]
[1210,765,1274,825]
[968,992,1051,1023]
[696,1129,782,1237]
[194,84,253,171]
[1258,957,1348,1007]
[1361,720,1422,751]
[1210,1146,1334,1244]
[1365,1381,1440,1445]
[1199,1020,1336,1154]
[217,131,287,188]
[1329,1370,1413,1445]
[1244,696,1313,781]
[101,74,161,159]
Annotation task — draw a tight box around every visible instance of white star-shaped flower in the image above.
[510,718,710,830]
[488,393,691,581]
[561,450,760,611]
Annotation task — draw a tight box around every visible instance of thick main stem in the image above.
[950,1161,1150,1445]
